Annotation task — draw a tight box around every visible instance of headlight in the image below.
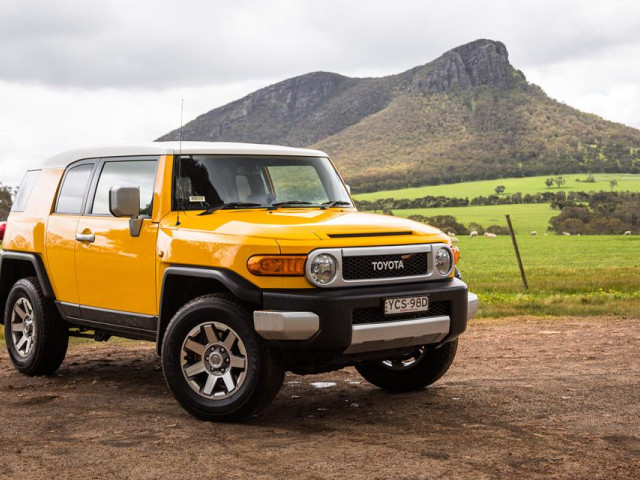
[310,254,337,285]
[434,247,453,276]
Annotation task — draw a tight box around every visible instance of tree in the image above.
[0,183,13,221]
[545,178,554,188]
[494,185,506,195]
[609,179,618,192]
[555,176,566,188]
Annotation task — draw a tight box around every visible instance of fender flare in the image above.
[0,251,55,321]
[156,266,263,353]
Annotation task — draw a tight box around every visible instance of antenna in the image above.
[176,99,184,226]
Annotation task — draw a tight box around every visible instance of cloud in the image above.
[1,0,639,89]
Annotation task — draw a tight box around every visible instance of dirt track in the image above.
[0,316,638,479]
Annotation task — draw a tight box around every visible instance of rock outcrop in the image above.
[409,40,524,93]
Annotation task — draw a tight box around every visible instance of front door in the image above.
[74,158,159,327]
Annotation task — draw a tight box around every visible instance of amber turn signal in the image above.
[451,246,460,264]
[247,255,307,276]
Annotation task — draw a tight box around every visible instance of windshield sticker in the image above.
[189,196,205,202]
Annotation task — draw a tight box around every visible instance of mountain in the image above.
[158,39,640,193]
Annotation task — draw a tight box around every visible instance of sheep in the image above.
[624,231,632,236]
[530,231,537,236]
[562,232,571,236]
[450,236,459,244]
[470,231,478,238]
[447,232,456,237]
[485,233,497,238]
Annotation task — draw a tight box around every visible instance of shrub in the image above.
[408,215,469,235]
[485,224,510,235]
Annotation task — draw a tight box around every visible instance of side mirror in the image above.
[109,186,143,237]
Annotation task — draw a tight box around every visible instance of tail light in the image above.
[0,222,6,242]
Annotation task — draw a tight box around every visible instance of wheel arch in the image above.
[156,266,262,354]
[0,251,55,324]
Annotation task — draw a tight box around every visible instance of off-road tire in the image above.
[162,293,284,421]
[356,339,458,392]
[4,277,69,375]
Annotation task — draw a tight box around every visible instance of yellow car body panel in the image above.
[75,216,159,315]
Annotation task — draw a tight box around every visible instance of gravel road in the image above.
[0,316,637,479]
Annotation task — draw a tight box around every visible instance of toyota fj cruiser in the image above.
[0,142,477,421]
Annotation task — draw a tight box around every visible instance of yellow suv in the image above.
[0,142,477,421]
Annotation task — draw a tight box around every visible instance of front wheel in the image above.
[356,339,458,392]
[161,294,284,421]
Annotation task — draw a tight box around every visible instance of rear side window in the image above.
[55,164,94,214]
[91,160,158,216]
[11,170,41,212]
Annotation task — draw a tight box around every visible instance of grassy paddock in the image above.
[456,235,640,317]
[393,203,555,233]
[355,173,640,201]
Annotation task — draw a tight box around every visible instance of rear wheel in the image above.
[4,277,69,375]
[356,339,458,392]
[162,294,284,421]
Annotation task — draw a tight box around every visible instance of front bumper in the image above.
[254,278,477,354]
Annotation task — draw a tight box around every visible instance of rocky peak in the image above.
[409,39,524,93]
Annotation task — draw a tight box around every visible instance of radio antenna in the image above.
[176,99,184,226]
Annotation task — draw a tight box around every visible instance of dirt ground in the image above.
[0,316,638,480]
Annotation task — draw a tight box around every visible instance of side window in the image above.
[11,170,41,212]
[91,160,158,216]
[55,164,94,214]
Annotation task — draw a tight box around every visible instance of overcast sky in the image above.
[1,0,639,185]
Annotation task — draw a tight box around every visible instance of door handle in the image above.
[75,233,95,243]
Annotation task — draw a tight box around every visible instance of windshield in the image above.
[173,155,352,211]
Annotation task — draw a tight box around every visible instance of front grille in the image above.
[352,301,450,325]
[342,252,429,280]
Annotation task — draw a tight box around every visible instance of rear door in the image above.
[74,157,159,324]
[45,160,97,307]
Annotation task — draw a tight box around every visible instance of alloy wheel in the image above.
[11,297,36,358]
[180,321,248,399]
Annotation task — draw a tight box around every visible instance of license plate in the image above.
[384,295,429,315]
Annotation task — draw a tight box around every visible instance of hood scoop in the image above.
[327,231,413,239]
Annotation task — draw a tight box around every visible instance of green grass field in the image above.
[355,173,640,201]
[392,203,555,233]
[457,235,640,317]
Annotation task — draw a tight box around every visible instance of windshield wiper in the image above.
[268,201,314,210]
[198,202,262,216]
[321,200,352,209]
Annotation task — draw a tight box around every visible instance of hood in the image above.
[163,209,447,245]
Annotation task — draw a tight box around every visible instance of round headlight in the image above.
[310,254,337,285]
[434,247,453,276]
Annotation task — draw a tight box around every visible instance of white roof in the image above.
[40,142,328,169]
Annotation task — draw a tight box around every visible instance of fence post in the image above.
[505,214,528,291]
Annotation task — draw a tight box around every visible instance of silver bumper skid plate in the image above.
[254,293,479,352]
